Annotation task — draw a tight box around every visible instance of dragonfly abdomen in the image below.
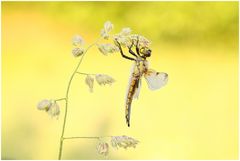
[125,75,139,127]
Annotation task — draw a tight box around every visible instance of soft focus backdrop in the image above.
[2,2,238,159]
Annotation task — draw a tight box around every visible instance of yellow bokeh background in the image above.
[2,2,238,159]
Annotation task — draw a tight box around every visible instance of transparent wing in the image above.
[144,69,168,90]
[133,79,141,99]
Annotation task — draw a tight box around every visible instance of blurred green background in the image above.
[2,1,238,160]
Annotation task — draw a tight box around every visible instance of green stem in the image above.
[63,136,112,140]
[64,136,100,140]
[55,98,66,102]
[76,72,96,76]
[58,37,101,160]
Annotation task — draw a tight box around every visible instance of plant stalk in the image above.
[58,37,101,160]
[64,136,100,140]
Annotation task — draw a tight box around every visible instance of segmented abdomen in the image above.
[125,75,139,127]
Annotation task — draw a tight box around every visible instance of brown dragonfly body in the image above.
[115,37,168,127]
[125,59,148,127]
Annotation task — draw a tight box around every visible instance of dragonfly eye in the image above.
[140,48,151,57]
[146,49,151,57]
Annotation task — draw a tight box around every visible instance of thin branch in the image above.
[75,72,96,76]
[55,98,66,102]
[63,136,100,140]
[58,36,102,160]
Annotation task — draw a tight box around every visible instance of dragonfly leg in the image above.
[128,41,138,58]
[135,36,141,56]
[115,39,136,61]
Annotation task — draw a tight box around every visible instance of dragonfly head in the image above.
[140,47,151,59]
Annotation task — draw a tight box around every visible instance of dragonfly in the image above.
[115,37,168,127]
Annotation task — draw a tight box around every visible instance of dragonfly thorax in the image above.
[132,59,149,77]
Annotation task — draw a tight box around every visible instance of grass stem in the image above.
[57,37,101,160]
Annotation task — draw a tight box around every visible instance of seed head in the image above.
[72,35,84,46]
[47,101,60,118]
[72,47,85,57]
[37,99,52,111]
[95,74,115,85]
[37,99,60,118]
[97,44,119,55]
[100,21,114,40]
[104,21,113,33]
[85,75,94,92]
[111,135,139,149]
[120,27,132,36]
[96,142,109,156]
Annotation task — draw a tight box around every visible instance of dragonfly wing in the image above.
[144,69,168,90]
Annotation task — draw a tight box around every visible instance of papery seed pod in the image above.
[96,142,109,156]
[110,135,139,149]
[95,74,115,85]
[37,99,60,119]
[120,28,132,36]
[100,29,109,40]
[72,47,85,57]
[129,34,151,47]
[85,75,94,92]
[97,44,119,56]
[47,101,60,118]
[37,99,52,111]
[97,44,109,55]
[139,35,150,47]
[114,35,131,47]
[72,35,84,46]
[100,21,113,39]
[111,136,119,149]
[104,21,113,33]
